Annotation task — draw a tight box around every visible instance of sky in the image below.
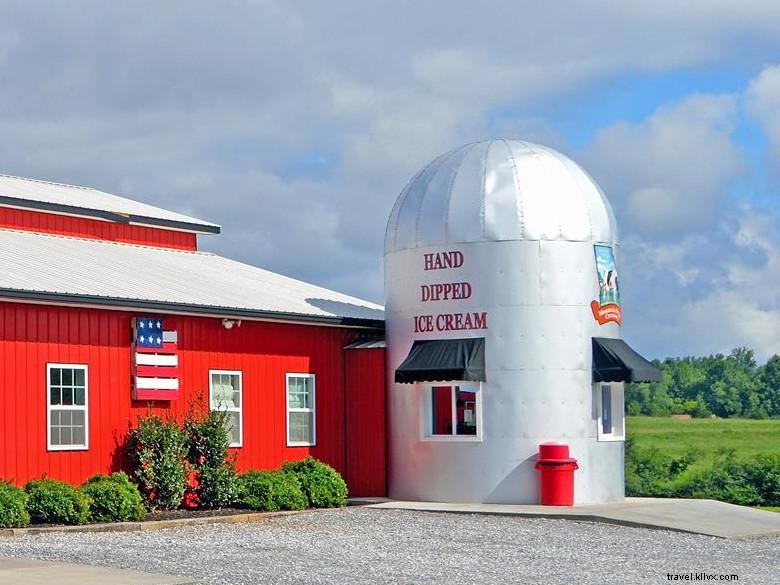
[2,1,780,360]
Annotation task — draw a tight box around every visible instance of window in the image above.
[596,383,625,441]
[423,383,481,441]
[209,370,242,447]
[286,373,315,446]
[47,364,88,451]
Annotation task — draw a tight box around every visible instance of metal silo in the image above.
[384,139,659,504]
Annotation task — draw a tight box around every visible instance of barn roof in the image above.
[0,228,384,327]
[0,173,220,234]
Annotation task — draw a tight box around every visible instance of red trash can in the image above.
[534,442,578,506]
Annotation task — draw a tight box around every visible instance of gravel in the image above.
[1,508,778,584]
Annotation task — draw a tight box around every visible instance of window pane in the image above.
[289,411,313,443]
[226,412,241,445]
[62,387,73,406]
[74,369,85,386]
[50,427,61,446]
[60,427,73,445]
[62,369,73,385]
[74,387,85,406]
[61,410,72,426]
[455,388,478,436]
[72,426,85,446]
[50,368,61,385]
[72,410,85,426]
[50,387,61,406]
[431,386,453,435]
[51,411,61,425]
[602,385,612,435]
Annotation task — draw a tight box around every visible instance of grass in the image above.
[758,507,780,513]
[626,416,780,460]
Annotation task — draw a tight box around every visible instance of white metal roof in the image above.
[385,139,618,253]
[0,173,220,233]
[0,228,384,325]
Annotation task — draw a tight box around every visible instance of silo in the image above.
[384,139,660,504]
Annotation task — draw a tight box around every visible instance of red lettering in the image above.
[454,312,464,330]
[422,250,465,271]
[473,312,487,329]
[452,250,464,268]
[421,285,430,302]
[462,282,472,300]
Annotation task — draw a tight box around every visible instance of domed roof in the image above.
[385,139,618,253]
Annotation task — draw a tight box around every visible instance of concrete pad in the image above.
[0,557,198,585]
[365,497,780,539]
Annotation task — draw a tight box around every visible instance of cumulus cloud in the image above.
[583,94,744,236]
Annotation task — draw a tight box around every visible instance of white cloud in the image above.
[583,94,744,236]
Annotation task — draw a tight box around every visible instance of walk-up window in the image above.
[592,337,660,442]
[395,338,485,442]
[424,383,481,440]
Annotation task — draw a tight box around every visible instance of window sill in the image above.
[47,445,89,452]
[287,441,316,447]
[420,435,483,443]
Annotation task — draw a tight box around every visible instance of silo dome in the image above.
[385,139,618,254]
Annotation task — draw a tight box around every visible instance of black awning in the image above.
[592,337,662,383]
[395,337,485,384]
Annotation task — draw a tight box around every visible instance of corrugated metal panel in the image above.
[0,207,197,250]
[0,228,384,322]
[0,302,367,485]
[344,338,386,349]
[345,347,387,496]
[0,173,219,232]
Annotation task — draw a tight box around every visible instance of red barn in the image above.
[0,173,387,496]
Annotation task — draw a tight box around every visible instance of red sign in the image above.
[591,301,622,326]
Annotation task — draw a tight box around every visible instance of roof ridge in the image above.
[0,226,212,255]
[0,172,93,191]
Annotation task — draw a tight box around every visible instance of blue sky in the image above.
[3,1,780,360]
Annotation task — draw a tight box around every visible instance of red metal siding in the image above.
[345,347,387,496]
[0,207,197,250]
[0,302,366,486]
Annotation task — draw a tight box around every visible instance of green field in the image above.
[626,416,780,459]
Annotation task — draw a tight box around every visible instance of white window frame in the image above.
[286,373,316,447]
[596,382,625,442]
[209,369,243,448]
[420,382,483,442]
[46,363,89,451]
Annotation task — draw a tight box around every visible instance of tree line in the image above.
[626,347,780,418]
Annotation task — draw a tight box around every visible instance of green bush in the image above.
[0,481,30,528]
[236,470,308,511]
[24,479,90,525]
[184,407,238,508]
[82,472,146,522]
[127,415,188,511]
[625,439,780,506]
[281,457,348,508]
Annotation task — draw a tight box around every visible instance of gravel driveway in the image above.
[1,508,778,584]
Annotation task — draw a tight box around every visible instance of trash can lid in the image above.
[538,442,571,460]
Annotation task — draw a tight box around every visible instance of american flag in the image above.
[131,317,179,401]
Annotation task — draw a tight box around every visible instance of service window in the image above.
[209,370,243,447]
[47,364,88,451]
[423,383,481,441]
[596,383,625,441]
[287,373,316,446]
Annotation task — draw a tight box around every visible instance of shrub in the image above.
[281,457,348,508]
[0,481,29,528]
[236,470,308,511]
[82,472,145,522]
[184,406,238,508]
[127,415,188,511]
[24,479,90,525]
